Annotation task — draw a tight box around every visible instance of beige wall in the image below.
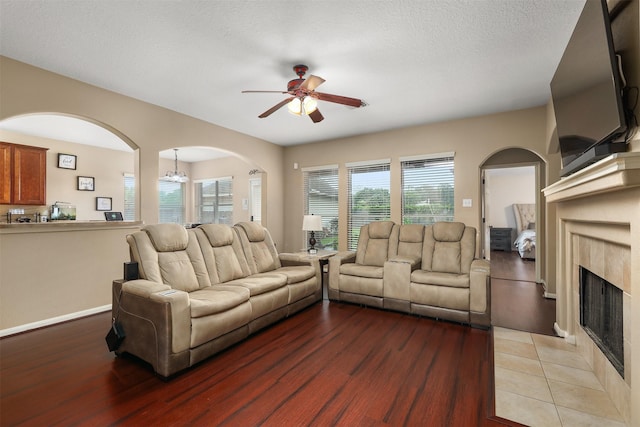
[0,56,285,245]
[0,222,141,331]
[282,106,554,253]
[485,167,536,230]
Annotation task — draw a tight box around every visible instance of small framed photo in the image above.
[96,197,112,211]
[77,176,95,191]
[58,153,77,170]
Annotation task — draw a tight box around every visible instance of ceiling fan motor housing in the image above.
[288,64,309,91]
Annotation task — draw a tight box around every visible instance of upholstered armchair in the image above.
[328,221,399,307]
[409,222,490,327]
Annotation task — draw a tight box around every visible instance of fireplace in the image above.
[580,267,624,377]
[542,152,640,425]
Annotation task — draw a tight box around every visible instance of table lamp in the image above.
[302,214,323,254]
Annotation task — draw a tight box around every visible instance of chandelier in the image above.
[161,148,189,183]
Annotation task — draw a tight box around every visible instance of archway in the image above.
[480,147,556,335]
[157,146,266,226]
[0,113,139,221]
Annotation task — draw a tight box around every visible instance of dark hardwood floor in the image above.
[1,302,520,426]
[489,250,556,336]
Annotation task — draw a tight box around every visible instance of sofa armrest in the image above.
[278,252,314,266]
[278,253,322,288]
[383,257,416,300]
[328,251,356,291]
[117,279,191,359]
[122,279,171,297]
[469,259,491,328]
[387,256,421,270]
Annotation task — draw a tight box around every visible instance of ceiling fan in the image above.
[242,64,366,123]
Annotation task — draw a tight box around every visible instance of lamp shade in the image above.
[302,214,323,231]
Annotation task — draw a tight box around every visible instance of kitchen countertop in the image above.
[0,220,143,234]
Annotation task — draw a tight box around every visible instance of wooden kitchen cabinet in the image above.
[0,142,48,205]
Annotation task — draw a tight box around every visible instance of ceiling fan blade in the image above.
[299,75,325,92]
[242,90,290,94]
[314,92,365,108]
[309,108,324,123]
[258,97,295,118]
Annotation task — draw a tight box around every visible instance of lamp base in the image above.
[308,232,317,254]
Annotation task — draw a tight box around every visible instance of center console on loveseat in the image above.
[111,222,321,378]
[328,221,490,328]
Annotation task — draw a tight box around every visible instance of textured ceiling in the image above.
[0,0,585,148]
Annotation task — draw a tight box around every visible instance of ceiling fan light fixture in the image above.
[161,148,189,183]
[287,97,302,116]
[303,96,318,114]
[287,96,317,116]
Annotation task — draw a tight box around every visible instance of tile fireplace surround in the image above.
[543,152,640,426]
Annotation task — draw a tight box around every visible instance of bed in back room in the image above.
[512,203,535,260]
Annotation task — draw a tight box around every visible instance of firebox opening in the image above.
[579,266,624,378]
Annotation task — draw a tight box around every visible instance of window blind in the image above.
[123,174,135,221]
[195,177,233,225]
[303,166,338,250]
[158,181,185,224]
[347,161,391,250]
[401,155,454,225]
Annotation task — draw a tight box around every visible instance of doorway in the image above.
[480,149,555,335]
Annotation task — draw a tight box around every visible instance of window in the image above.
[123,173,135,220]
[195,177,233,225]
[401,153,454,225]
[158,181,185,224]
[303,165,338,250]
[347,160,391,250]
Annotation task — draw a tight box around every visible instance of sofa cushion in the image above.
[225,273,287,296]
[189,285,250,318]
[397,224,424,262]
[340,263,384,279]
[156,252,202,292]
[411,270,470,288]
[433,222,465,242]
[432,241,462,274]
[234,222,282,274]
[144,223,189,252]
[199,223,235,247]
[237,221,265,242]
[369,221,395,239]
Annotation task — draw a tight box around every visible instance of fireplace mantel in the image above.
[543,152,640,202]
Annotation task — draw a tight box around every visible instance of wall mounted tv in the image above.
[551,0,628,177]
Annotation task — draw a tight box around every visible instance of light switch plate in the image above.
[462,198,472,207]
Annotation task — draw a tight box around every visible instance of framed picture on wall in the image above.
[77,176,95,191]
[58,153,77,170]
[96,197,112,211]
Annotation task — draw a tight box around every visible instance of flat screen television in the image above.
[551,0,628,177]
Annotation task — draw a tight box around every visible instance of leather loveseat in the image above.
[329,221,490,328]
[111,222,321,377]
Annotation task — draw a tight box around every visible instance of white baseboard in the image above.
[554,322,576,344]
[544,291,557,299]
[0,305,112,338]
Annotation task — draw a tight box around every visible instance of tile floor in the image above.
[493,327,628,427]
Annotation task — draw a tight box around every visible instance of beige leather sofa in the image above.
[329,221,490,328]
[111,222,321,377]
